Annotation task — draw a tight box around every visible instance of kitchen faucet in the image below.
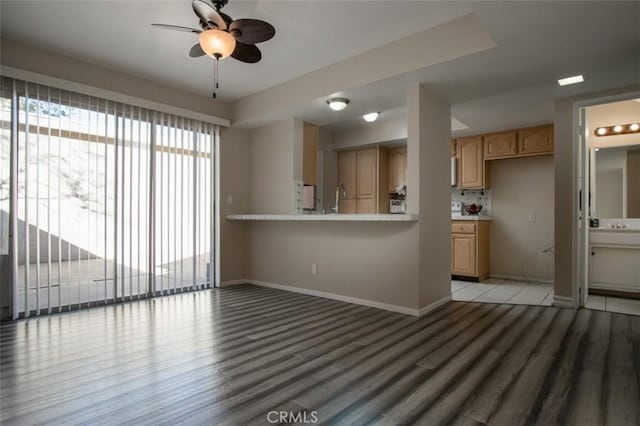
[332,183,347,213]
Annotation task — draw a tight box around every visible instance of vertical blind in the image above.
[0,77,217,319]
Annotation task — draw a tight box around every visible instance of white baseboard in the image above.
[553,295,577,308]
[490,274,553,285]
[220,279,248,287]
[418,295,452,317]
[247,279,422,316]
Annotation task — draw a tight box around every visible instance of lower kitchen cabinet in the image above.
[451,221,490,281]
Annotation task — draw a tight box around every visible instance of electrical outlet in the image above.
[227,195,233,205]
[528,212,536,222]
[311,264,318,275]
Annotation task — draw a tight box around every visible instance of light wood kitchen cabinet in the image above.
[337,146,388,214]
[338,150,357,200]
[356,148,377,199]
[451,220,490,281]
[483,130,517,159]
[387,147,407,193]
[302,122,319,185]
[518,124,554,156]
[456,136,485,189]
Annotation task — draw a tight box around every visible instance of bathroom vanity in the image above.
[589,227,640,294]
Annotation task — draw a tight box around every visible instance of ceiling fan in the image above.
[152,0,275,97]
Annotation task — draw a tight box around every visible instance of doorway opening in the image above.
[578,95,640,316]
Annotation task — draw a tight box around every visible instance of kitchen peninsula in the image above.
[228,213,418,221]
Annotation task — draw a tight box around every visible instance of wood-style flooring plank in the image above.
[1,285,638,426]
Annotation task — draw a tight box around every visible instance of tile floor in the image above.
[451,278,554,306]
[585,294,640,316]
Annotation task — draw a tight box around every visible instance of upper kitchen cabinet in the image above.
[450,139,456,157]
[387,147,407,193]
[518,124,554,156]
[302,122,319,185]
[456,136,486,189]
[484,130,517,160]
[356,148,377,199]
[337,146,388,214]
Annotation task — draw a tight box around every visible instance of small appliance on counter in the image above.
[390,199,406,214]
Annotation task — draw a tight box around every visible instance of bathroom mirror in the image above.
[591,144,640,218]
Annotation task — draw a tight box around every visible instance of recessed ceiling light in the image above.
[630,123,640,131]
[614,125,623,133]
[362,112,379,122]
[327,97,349,111]
[557,75,584,86]
[596,127,607,135]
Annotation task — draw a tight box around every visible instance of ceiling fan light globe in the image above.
[199,29,236,59]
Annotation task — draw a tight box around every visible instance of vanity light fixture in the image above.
[557,74,584,86]
[363,112,379,122]
[595,123,640,137]
[327,97,349,111]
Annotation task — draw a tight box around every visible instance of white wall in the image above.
[489,156,555,282]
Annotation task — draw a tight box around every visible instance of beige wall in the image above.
[220,127,249,282]
[247,221,420,310]
[489,156,554,282]
[332,118,406,150]
[0,38,230,121]
[248,118,297,213]
[627,149,640,217]
[407,84,452,309]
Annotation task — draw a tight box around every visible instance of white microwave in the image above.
[390,199,406,214]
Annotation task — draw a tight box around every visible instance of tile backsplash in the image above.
[451,189,492,216]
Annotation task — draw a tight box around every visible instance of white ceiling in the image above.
[0,0,472,101]
[2,1,639,136]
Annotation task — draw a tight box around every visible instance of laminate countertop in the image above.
[227,214,419,222]
[451,216,492,221]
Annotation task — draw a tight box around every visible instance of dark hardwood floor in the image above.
[1,284,639,425]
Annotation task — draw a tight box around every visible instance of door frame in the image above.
[572,90,640,308]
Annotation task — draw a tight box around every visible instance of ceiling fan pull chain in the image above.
[212,57,218,98]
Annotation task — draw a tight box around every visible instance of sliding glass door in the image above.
[0,77,217,318]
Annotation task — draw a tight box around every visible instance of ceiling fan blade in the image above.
[192,0,227,30]
[229,19,275,44]
[189,43,206,57]
[231,42,262,63]
[219,11,233,27]
[151,23,201,34]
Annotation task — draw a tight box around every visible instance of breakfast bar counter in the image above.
[227,214,419,222]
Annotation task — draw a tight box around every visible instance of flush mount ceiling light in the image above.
[595,123,640,136]
[327,98,349,111]
[363,112,379,122]
[557,74,584,86]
